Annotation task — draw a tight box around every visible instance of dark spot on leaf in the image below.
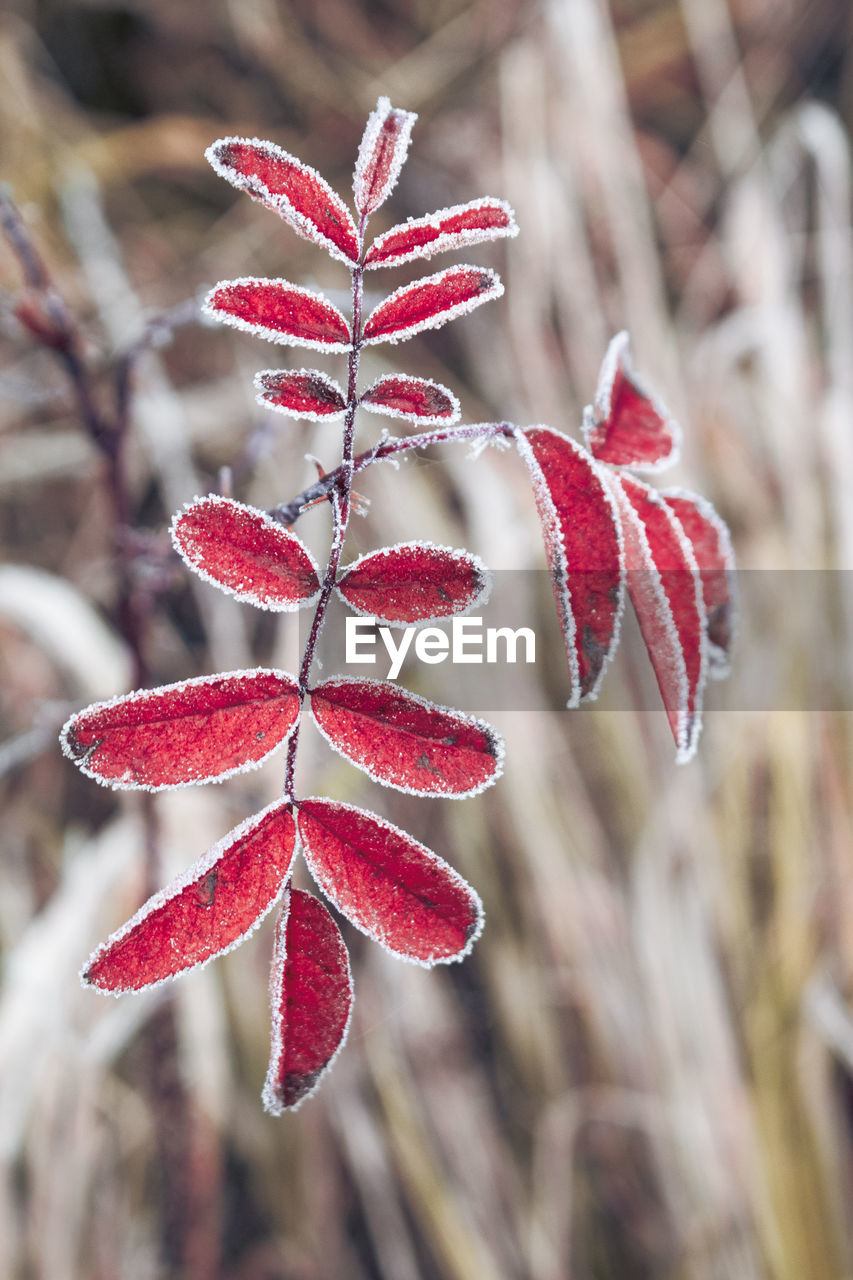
[256,730,266,741]
[283,1066,324,1107]
[195,869,218,908]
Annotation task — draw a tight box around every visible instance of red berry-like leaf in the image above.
[353,96,417,216]
[82,800,296,994]
[263,887,353,1114]
[662,489,735,679]
[515,427,624,706]
[362,265,503,346]
[206,137,360,266]
[336,541,490,627]
[360,374,459,425]
[583,332,681,473]
[172,496,321,611]
[607,474,707,762]
[297,799,483,966]
[364,198,519,270]
[254,368,346,421]
[60,669,300,790]
[310,678,504,797]
[204,278,351,352]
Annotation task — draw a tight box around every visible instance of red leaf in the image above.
[583,332,681,472]
[607,474,707,762]
[204,278,351,352]
[353,96,417,216]
[60,668,300,790]
[172,495,321,610]
[82,800,296,994]
[297,799,483,965]
[254,368,346,421]
[263,887,353,1113]
[206,137,360,266]
[662,489,735,678]
[360,374,459,425]
[515,427,624,705]
[336,541,490,626]
[310,678,503,797]
[362,265,502,345]
[364,198,518,269]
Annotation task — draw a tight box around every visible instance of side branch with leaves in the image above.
[58,99,735,1113]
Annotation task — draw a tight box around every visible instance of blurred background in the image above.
[3,0,853,1276]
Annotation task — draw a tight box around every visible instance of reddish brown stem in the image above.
[283,212,368,800]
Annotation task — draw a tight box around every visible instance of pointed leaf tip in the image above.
[255,369,346,421]
[336,541,490,627]
[83,801,296,994]
[60,668,300,790]
[583,332,681,472]
[353,97,417,216]
[362,265,502,345]
[263,887,353,1113]
[172,495,321,610]
[204,278,351,352]
[297,798,483,966]
[515,427,624,705]
[310,678,504,797]
[364,198,518,270]
[206,137,359,265]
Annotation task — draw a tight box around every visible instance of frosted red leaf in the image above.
[206,137,359,266]
[364,198,518,270]
[310,678,503,797]
[204,278,351,352]
[254,368,346,421]
[662,489,735,678]
[263,887,353,1114]
[515,427,624,706]
[583,332,681,472]
[171,495,321,611]
[336,541,490,626]
[60,668,300,790]
[360,374,459,425]
[82,800,296,994]
[362,265,503,346]
[353,96,417,216]
[297,798,483,966]
[608,474,707,762]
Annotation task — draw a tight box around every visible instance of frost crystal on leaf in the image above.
[60,669,301,790]
[582,332,681,473]
[263,887,354,1114]
[206,137,360,266]
[336,540,491,627]
[204,278,352,352]
[360,374,460,425]
[362,266,503,345]
[310,677,504,797]
[364,198,519,270]
[296,798,484,966]
[353,96,417,216]
[606,473,707,763]
[661,489,736,679]
[515,427,624,706]
[172,495,321,610]
[82,800,296,994]
[254,368,347,421]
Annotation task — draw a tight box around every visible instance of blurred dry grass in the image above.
[2,0,853,1277]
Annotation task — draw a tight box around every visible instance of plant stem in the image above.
[270,421,516,527]
[283,213,368,801]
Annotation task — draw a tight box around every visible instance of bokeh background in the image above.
[3,0,853,1277]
